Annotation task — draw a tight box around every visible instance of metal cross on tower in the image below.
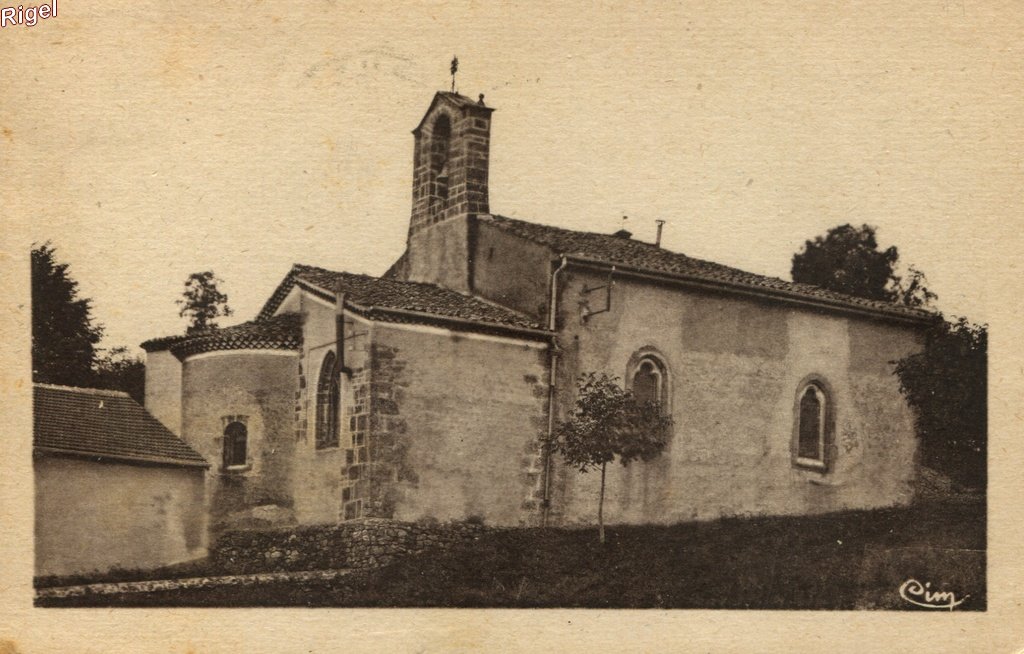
[450,55,459,93]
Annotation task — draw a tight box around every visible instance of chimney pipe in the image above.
[655,219,665,247]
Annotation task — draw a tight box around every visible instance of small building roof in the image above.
[258,264,546,334]
[141,313,303,359]
[481,214,935,324]
[33,384,208,468]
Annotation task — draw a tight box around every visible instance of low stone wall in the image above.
[212,518,494,574]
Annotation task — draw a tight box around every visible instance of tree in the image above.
[890,265,938,309]
[544,373,673,543]
[31,243,104,387]
[791,224,900,302]
[177,271,233,334]
[92,346,146,404]
[895,317,987,488]
[792,223,939,310]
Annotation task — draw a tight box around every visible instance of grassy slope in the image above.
[38,499,984,609]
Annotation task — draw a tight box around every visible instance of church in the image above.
[142,91,934,534]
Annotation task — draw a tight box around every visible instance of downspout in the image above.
[335,291,353,377]
[542,255,568,526]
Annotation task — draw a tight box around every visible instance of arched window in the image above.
[633,358,662,407]
[793,379,833,471]
[630,354,669,413]
[223,422,247,469]
[316,351,340,449]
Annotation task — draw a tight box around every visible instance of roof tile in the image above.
[259,264,544,331]
[482,214,934,322]
[33,384,208,468]
[142,313,303,358]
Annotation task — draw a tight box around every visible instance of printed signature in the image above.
[899,579,968,610]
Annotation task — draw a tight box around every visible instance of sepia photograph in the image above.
[2,1,1021,651]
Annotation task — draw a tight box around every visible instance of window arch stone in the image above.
[626,348,671,413]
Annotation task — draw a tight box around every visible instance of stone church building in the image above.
[142,91,933,534]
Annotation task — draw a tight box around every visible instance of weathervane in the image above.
[450,55,459,93]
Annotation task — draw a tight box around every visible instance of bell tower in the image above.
[405,92,494,292]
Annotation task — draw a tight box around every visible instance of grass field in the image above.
[39,498,984,609]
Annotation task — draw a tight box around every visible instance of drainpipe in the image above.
[335,291,353,377]
[541,255,568,526]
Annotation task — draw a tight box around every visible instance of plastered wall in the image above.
[34,455,206,577]
[144,349,183,435]
[551,269,923,525]
[180,350,300,532]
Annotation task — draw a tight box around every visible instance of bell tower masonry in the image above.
[404,91,494,293]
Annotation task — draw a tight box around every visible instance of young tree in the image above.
[177,271,233,334]
[895,317,987,488]
[31,243,104,387]
[544,373,673,543]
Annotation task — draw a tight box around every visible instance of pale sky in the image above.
[4,1,1021,352]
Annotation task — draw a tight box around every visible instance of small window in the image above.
[793,380,832,471]
[316,351,340,449]
[223,422,247,468]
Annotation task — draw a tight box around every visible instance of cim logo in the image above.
[1,1,57,28]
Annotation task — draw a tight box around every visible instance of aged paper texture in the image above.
[1,1,1022,651]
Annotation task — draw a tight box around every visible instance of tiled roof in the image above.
[33,384,208,468]
[258,264,545,332]
[482,214,934,323]
[141,313,302,359]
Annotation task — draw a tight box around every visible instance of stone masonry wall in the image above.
[211,519,493,574]
[369,324,551,526]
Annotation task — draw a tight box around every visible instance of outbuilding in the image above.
[33,383,209,578]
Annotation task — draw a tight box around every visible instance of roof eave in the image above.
[33,446,210,469]
[344,300,552,341]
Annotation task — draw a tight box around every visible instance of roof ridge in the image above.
[33,383,130,398]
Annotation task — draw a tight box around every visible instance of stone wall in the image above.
[472,220,554,322]
[368,324,551,526]
[211,519,493,574]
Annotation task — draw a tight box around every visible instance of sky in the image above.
[4,0,1021,353]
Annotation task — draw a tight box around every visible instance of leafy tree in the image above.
[544,373,673,543]
[177,271,233,334]
[92,346,146,404]
[792,224,900,302]
[31,243,104,386]
[792,223,939,310]
[890,265,938,309]
[895,317,987,488]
